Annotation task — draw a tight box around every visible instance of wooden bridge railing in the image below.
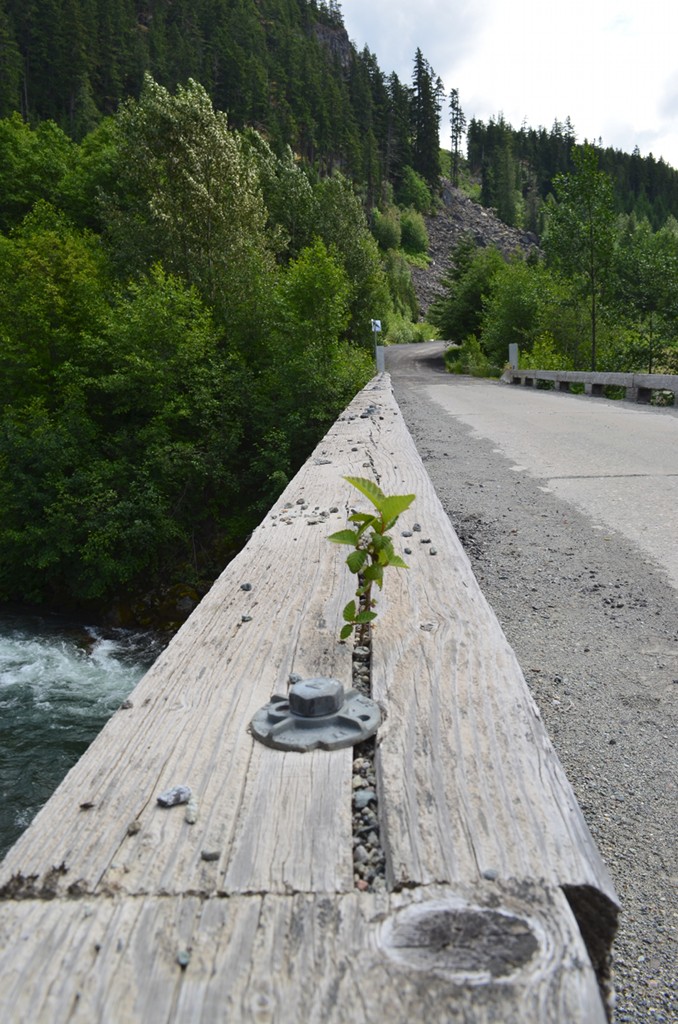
[0,375,618,1023]
[505,367,678,404]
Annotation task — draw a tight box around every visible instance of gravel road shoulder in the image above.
[388,352,677,1024]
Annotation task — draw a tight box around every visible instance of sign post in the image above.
[371,319,384,373]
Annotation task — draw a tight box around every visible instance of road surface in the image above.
[386,342,678,593]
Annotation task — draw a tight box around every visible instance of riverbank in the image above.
[388,351,677,1024]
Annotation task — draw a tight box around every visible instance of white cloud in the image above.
[340,0,678,169]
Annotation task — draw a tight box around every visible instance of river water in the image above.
[0,611,164,860]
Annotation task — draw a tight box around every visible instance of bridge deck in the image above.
[0,376,617,1023]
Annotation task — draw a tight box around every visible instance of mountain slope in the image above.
[411,181,539,315]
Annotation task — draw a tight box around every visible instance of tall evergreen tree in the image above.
[449,87,466,187]
[410,48,441,189]
[0,1,21,116]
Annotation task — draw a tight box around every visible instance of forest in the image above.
[430,142,678,381]
[1,0,677,618]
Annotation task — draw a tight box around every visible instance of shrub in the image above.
[371,207,401,251]
[519,332,573,371]
[445,335,501,377]
[383,249,418,319]
[400,207,429,254]
[396,166,433,214]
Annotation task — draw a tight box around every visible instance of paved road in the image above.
[386,343,678,593]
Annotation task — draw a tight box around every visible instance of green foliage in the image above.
[468,115,678,232]
[0,201,109,408]
[444,335,501,378]
[429,239,505,342]
[0,89,376,612]
[480,257,543,364]
[385,317,437,344]
[400,207,429,254]
[382,250,419,320]
[519,333,573,371]
[313,174,393,347]
[544,145,617,369]
[0,114,75,232]
[410,49,442,190]
[396,165,434,214]
[449,88,466,188]
[371,206,402,251]
[328,477,414,641]
[103,76,275,336]
[0,265,248,602]
[612,216,678,372]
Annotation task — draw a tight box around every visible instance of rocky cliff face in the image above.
[312,21,353,71]
[411,180,540,316]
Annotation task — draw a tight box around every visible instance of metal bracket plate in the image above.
[250,678,381,752]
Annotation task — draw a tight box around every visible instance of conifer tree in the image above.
[410,48,441,190]
[449,88,466,187]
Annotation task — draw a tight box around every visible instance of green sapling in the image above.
[328,476,415,641]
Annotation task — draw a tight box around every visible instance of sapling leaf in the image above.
[342,600,357,622]
[379,494,415,526]
[354,611,378,624]
[387,554,409,569]
[340,624,353,641]
[346,550,368,573]
[328,529,360,546]
[363,563,384,585]
[348,512,375,525]
[343,476,387,511]
[381,536,396,559]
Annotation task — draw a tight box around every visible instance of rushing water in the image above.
[0,611,164,860]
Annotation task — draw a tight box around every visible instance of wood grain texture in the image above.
[363,384,617,900]
[0,375,616,1021]
[0,385,385,898]
[0,885,606,1024]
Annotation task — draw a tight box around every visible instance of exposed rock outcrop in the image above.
[411,180,540,316]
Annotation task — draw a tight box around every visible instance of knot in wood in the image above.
[381,899,539,980]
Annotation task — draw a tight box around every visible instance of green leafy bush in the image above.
[445,335,501,377]
[519,333,573,370]
[396,166,433,214]
[400,207,429,254]
[383,249,418,319]
[371,206,401,251]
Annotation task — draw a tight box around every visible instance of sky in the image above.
[340,0,678,170]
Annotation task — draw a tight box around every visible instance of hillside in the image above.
[411,181,539,315]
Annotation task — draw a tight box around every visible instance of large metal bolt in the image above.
[289,678,345,718]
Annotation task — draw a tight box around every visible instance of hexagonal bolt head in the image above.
[289,678,345,718]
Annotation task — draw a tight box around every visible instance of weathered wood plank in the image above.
[0,386,385,898]
[0,375,616,1021]
[0,885,607,1023]
[354,383,616,898]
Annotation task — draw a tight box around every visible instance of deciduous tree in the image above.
[545,144,616,370]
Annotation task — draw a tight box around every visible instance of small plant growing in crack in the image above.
[328,476,415,641]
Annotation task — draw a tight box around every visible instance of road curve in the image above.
[386,343,678,594]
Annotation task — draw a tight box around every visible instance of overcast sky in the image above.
[341,0,678,170]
